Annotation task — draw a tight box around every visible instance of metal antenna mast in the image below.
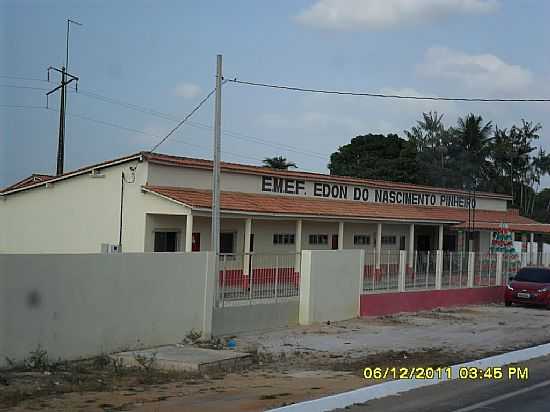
[46,18,82,176]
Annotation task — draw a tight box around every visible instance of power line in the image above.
[227,78,550,103]
[0,75,48,82]
[150,86,218,152]
[1,75,329,159]
[0,84,49,91]
[0,104,264,163]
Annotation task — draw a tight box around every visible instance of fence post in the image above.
[398,250,406,292]
[435,250,443,290]
[496,252,503,286]
[467,252,475,288]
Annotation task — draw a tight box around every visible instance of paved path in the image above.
[339,354,550,412]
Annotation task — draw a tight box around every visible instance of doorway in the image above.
[220,232,235,254]
[417,235,431,251]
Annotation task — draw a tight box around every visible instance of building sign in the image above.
[261,175,476,209]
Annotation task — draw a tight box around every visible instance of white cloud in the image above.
[417,46,533,95]
[295,0,499,30]
[174,82,202,99]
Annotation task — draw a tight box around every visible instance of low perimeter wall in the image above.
[212,300,299,336]
[0,252,215,368]
[360,286,505,317]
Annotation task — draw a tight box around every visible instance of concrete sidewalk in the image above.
[112,345,252,373]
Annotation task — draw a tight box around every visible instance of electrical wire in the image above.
[150,86,218,152]
[0,103,265,163]
[1,75,329,159]
[227,78,550,103]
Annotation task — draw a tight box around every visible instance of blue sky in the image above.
[2,0,550,188]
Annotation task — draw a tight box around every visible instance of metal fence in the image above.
[363,250,400,292]
[216,252,300,306]
[406,251,437,290]
[473,252,498,287]
[441,251,469,289]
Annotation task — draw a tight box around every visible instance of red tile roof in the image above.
[144,185,535,227]
[451,221,550,234]
[1,174,54,192]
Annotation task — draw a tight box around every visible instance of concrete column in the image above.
[521,233,528,265]
[530,232,535,265]
[408,224,415,271]
[295,219,302,272]
[243,218,252,276]
[438,224,444,251]
[467,252,475,288]
[496,253,503,286]
[185,213,193,252]
[338,221,344,250]
[376,222,382,269]
[398,250,407,292]
[435,250,443,290]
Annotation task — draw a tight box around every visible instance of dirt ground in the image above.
[2,304,550,412]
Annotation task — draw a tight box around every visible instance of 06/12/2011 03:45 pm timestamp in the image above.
[363,366,529,381]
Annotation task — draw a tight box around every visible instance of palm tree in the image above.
[451,114,493,189]
[262,156,297,170]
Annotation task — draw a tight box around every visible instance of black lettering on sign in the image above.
[296,180,305,195]
[262,176,273,192]
[389,190,396,203]
[314,182,323,197]
[375,189,382,203]
[430,195,436,206]
[339,185,348,199]
[273,177,284,193]
[284,179,295,194]
[353,187,369,201]
[323,184,331,198]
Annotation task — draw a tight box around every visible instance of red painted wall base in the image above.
[360,287,505,317]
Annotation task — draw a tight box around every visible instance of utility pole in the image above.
[46,18,81,176]
[211,55,223,271]
[46,66,78,175]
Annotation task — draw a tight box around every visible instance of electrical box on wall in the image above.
[101,243,121,253]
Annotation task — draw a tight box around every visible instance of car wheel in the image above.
[505,301,512,307]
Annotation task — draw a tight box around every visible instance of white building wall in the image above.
[146,163,508,212]
[0,161,146,253]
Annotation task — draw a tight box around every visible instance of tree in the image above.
[262,156,297,170]
[405,111,453,187]
[448,114,493,190]
[328,134,418,183]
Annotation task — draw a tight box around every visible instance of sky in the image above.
[2,0,550,188]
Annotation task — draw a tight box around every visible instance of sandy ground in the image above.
[2,304,550,411]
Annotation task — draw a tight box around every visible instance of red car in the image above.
[505,267,550,308]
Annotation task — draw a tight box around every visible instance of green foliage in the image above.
[262,156,297,170]
[329,112,550,219]
[328,134,417,183]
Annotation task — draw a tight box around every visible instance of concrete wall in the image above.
[299,249,364,324]
[0,252,215,367]
[212,301,299,336]
[360,287,505,317]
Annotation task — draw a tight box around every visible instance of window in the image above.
[154,231,179,252]
[399,236,406,250]
[354,235,370,245]
[273,233,295,245]
[309,234,328,245]
[220,232,235,254]
[381,235,397,245]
